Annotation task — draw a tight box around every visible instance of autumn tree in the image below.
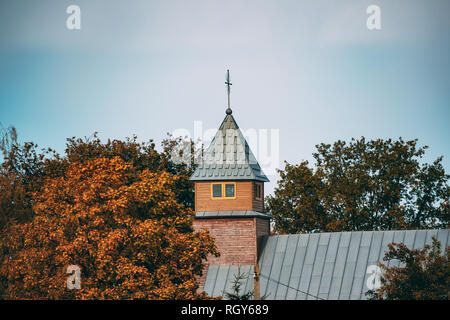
[63,133,198,209]
[0,128,214,299]
[1,157,217,299]
[367,237,449,300]
[267,137,450,233]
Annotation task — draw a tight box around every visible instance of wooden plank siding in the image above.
[252,182,264,213]
[195,181,265,212]
[195,181,252,212]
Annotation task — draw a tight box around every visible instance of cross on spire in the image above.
[225,69,232,115]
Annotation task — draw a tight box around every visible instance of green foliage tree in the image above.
[224,267,254,300]
[367,237,449,300]
[0,126,48,228]
[267,137,450,233]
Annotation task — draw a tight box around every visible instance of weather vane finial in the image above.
[225,69,232,115]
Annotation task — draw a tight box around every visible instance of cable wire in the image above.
[259,274,325,300]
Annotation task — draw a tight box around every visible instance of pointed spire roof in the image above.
[190,109,269,182]
[219,109,238,131]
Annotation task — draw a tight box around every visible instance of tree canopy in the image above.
[367,237,449,300]
[267,137,450,234]
[0,128,217,299]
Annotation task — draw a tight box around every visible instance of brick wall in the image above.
[193,216,270,291]
[256,217,270,258]
[193,217,257,265]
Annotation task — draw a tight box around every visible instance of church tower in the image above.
[191,71,271,288]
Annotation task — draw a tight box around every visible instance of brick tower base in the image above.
[193,216,270,291]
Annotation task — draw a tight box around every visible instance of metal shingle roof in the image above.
[190,113,269,182]
[195,210,272,219]
[203,229,449,300]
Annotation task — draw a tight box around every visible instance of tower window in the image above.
[212,184,222,198]
[225,183,235,198]
[254,182,262,200]
[211,182,236,199]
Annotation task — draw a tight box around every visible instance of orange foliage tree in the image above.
[1,156,217,299]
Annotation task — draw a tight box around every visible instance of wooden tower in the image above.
[190,71,271,289]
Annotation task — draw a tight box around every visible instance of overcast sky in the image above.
[1,0,449,194]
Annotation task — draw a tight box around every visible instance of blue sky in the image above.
[1,0,449,194]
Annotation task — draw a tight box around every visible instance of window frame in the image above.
[212,183,222,199]
[254,182,262,200]
[211,182,236,200]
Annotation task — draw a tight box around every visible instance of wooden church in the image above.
[190,71,449,300]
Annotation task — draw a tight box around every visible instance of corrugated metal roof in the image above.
[203,229,449,300]
[190,113,269,182]
[196,210,272,219]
